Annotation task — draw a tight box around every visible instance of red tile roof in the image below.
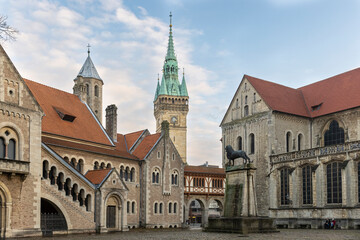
[85,168,112,185]
[42,136,138,160]
[124,130,145,149]
[246,67,360,118]
[245,75,309,117]
[132,133,161,159]
[184,166,225,175]
[299,67,360,118]
[24,79,112,145]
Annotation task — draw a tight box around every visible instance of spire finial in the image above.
[183,68,185,76]
[169,12,172,32]
[87,43,91,56]
[158,73,160,80]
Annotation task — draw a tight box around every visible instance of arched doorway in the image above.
[188,199,205,227]
[106,195,122,231]
[41,198,67,236]
[208,199,223,218]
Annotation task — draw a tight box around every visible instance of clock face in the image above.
[171,116,177,124]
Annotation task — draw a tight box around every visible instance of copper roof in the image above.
[132,133,161,159]
[24,79,112,145]
[246,67,360,118]
[184,166,225,175]
[85,168,111,185]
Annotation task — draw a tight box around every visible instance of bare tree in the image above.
[0,15,18,42]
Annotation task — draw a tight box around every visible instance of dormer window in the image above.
[311,103,323,111]
[53,107,76,122]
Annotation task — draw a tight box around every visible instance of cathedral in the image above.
[0,15,188,238]
[221,71,360,229]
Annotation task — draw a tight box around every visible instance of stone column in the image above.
[203,206,209,227]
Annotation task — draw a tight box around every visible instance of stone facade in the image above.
[0,42,185,238]
[221,73,360,229]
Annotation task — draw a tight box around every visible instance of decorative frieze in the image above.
[270,140,360,163]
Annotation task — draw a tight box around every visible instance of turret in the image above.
[73,45,104,123]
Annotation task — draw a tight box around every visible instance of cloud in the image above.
[1,0,224,166]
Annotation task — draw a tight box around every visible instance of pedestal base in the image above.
[205,216,277,235]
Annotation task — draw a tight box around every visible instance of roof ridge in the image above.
[298,67,360,89]
[245,74,297,91]
[24,78,74,96]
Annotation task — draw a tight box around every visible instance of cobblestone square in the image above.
[17,228,360,240]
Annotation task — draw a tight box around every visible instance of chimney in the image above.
[105,104,117,142]
[161,120,170,137]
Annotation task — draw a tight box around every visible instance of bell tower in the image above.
[73,44,104,123]
[154,13,189,163]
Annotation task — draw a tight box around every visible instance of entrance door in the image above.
[106,206,116,228]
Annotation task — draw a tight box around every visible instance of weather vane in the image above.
[87,43,91,56]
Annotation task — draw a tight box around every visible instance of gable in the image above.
[220,76,270,126]
[132,133,161,159]
[85,169,128,190]
[0,44,42,113]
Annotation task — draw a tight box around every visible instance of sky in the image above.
[1,0,360,166]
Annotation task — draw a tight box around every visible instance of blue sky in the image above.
[1,0,360,166]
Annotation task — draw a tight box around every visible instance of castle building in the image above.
[221,70,360,229]
[153,13,189,163]
[0,24,184,236]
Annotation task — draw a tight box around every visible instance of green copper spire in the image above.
[154,74,160,101]
[158,74,168,95]
[180,69,188,96]
[166,12,176,61]
[154,12,188,101]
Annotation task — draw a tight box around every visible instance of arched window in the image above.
[120,166,124,179]
[132,201,135,214]
[94,161,99,170]
[237,136,242,150]
[71,158,76,167]
[130,168,135,182]
[94,85,99,97]
[100,162,105,169]
[64,178,71,196]
[106,163,112,169]
[85,194,92,211]
[244,105,249,117]
[8,139,16,159]
[77,159,84,173]
[245,95,248,104]
[86,84,89,96]
[152,168,160,184]
[169,202,172,213]
[173,202,177,213]
[236,98,239,108]
[154,203,158,214]
[280,168,290,205]
[157,151,161,159]
[249,133,255,154]
[159,203,163,214]
[0,137,5,158]
[253,93,256,102]
[42,160,49,179]
[125,167,129,181]
[327,162,342,204]
[302,165,312,204]
[324,120,344,146]
[298,134,303,151]
[286,132,291,153]
[127,201,130,213]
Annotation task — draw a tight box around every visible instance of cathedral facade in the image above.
[221,71,360,229]
[0,16,186,238]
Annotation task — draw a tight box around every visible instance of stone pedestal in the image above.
[205,164,277,234]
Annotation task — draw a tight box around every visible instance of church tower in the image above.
[154,13,189,163]
[73,45,103,123]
